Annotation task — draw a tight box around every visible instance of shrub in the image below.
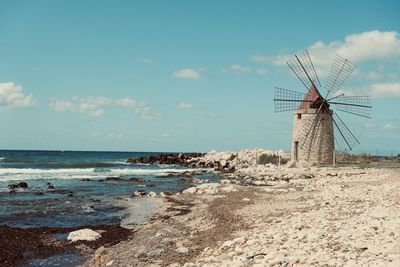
[258,154,287,165]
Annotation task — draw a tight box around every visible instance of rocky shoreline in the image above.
[82,149,400,267]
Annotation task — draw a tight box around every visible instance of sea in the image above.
[0,150,217,228]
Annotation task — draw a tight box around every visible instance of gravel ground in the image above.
[83,166,400,267]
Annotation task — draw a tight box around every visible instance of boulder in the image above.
[183,187,197,194]
[133,190,147,197]
[148,191,157,198]
[67,228,101,242]
[8,182,28,190]
[47,182,55,189]
[105,177,123,181]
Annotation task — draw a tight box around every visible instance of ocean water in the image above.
[0,150,216,228]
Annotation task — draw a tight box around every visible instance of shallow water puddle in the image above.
[24,252,86,267]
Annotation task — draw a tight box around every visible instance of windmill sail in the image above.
[287,50,321,92]
[324,55,356,99]
[330,95,372,119]
[273,87,308,112]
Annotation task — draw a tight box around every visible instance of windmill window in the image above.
[297,114,301,119]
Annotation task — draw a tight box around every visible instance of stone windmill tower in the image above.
[274,51,372,165]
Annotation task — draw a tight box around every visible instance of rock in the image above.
[242,198,251,202]
[67,228,101,242]
[128,177,145,182]
[133,190,147,197]
[148,191,157,198]
[221,240,235,248]
[105,176,145,182]
[91,246,110,267]
[183,187,197,194]
[105,177,123,181]
[47,182,55,189]
[95,246,107,256]
[155,232,162,237]
[220,186,238,193]
[233,236,247,245]
[18,182,28,188]
[369,207,389,219]
[127,153,204,166]
[35,191,44,196]
[263,188,274,193]
[146,249,163,257]
[8,182,28,189]
[176,247,189,254]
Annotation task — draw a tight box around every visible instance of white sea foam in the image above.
[0,168,96,175]
[0,167,209,182]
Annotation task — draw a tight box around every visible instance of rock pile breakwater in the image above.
[127,149,289,174]
[126,153,204,166]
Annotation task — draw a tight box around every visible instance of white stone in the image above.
[176,246,189,253]
[147,249,163,257]
[183,187,197,194]
[67,228,101,242]
[148,191,157,198]
[222,240,235,248]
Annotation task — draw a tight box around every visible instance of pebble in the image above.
[176,247,189,254]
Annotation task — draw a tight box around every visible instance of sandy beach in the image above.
[80,152,400,267]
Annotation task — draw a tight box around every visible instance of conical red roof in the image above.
[299,84,322,109]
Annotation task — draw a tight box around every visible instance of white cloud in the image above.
[161,133,170,137]
[135,105,162,120]
[229,64,251,74]
[0,82,36,110]
[138,58,153,64]
[172,69,201,80]
[256,68,268,76]
[370,82,400,98]
[49,99,73,111]
[383,123,395,129]
[251,30,400,76]
[177,102,193,109]
[115,98,139,107]
[364,71,384,81]
[50,96,161,119]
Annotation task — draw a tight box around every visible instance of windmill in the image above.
[273,50,372,165]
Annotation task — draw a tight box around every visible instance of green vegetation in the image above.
[257,154,288,165]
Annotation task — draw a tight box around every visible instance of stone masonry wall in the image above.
[291,108,334,165]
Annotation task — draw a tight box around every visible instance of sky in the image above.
[0,0,399,154]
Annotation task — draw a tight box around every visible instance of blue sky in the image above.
[0,0,399,154]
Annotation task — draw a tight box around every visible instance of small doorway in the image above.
[294,141,299,161]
